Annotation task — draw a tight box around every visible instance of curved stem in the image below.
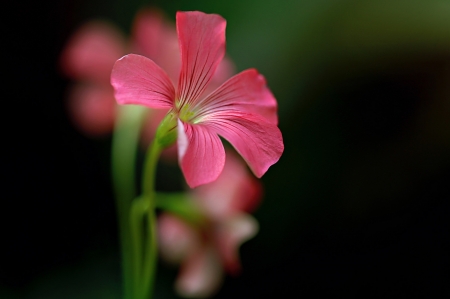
[140,141,162,299]
[111,105,147,299]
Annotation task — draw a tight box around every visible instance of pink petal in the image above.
[203,113,284,178]
[66,83,116,136]
[194,150,262,219]
[158,213,199,263]
[60,21,125,83]
[177,120,225,188]
[111,54,175,109]
[176,11,226,107]
[221,151,262,214]
[176,246,223,298]
[214,214,259,275]
[194,69,278,124]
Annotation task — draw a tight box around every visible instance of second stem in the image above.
[139,140,162,299]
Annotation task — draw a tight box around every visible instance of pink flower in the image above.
[158,152,262,297]
[60,20,124,136]
[111,11,284,187]
[61,9,235,167]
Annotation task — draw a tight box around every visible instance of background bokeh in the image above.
[4,0,450,298]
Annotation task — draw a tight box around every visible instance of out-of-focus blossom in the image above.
[158,151,261,298]
[60,20,124,136]
[111,11,284,187]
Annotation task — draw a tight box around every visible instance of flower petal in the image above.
[194,69,278,124]
[111,54,175,109]
[194,150,262,219]
[177,120,225,188]
[176,11,226,107]
[214,213,259,275]
[176,246,223,298]
[67,83,116,136]
[158,213,199,263]
[204,113,284,178]
[60,21,124,83]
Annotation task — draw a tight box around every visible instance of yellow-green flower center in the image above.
[178,103,196,122]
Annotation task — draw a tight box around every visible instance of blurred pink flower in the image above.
[60,20,124,136]
[158,151,262,298]
[111,11,284,187]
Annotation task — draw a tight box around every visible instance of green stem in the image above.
[140,141,162,299]
[129,196,148,299]
[111,105,147,299]
[155,192,206,228]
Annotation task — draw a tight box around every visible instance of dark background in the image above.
[3,0,450,298]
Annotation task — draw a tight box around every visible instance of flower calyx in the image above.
[155,111,178,148]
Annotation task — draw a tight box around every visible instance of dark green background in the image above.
[3,0,450,298]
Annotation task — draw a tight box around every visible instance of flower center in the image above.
[178,103,196,123]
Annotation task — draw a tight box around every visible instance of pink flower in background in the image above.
[61,20,124,136]
[111,11,284,187]
[158,152,262,298]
